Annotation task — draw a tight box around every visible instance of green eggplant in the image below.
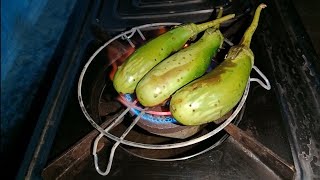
[136,9,226,107]
[113,14,235,94]
[170,4,267,125]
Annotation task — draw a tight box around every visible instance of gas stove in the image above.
[17,0,320,179]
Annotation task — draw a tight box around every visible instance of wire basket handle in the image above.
[93,108,145,176]
[250,65,271,90]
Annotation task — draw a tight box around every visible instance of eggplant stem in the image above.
[196,13,235,33]
[240,3,267,47]
[215,7,224,28]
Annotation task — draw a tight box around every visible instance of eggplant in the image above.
[170,4,267,125]
[136,9,226,107]
[113,14,235,94]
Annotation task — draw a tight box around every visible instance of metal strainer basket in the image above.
[77,22,271,176]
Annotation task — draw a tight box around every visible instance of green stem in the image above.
[240,3,267,47]
[215,7,224,29]
[196,13,235,33]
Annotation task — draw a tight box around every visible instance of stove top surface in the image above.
[46,73,294,179]
[47,1,295,179]
[17,0,320,179]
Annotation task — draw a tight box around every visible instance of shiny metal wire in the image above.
[77,23,271,176]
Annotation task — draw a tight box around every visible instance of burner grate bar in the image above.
[224,123,295,180]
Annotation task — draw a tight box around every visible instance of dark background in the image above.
[292,0,320,56]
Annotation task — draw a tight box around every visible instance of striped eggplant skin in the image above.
[170,46,253,125]
[170,3,266,125]
[136,28,224,107]
[112,14,235,94]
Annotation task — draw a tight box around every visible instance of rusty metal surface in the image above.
[42,113,295,180]
[42,112,123,179]
[224,123,295,180]
[42,128,295,180]
[58,137,283,180]
[250,0,320,178]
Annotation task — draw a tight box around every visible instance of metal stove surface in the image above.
[94,0,235,33]
[18,0,320,179]
[44,77,294,179]
[46,3,294,180]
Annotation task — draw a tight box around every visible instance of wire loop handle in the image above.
[93,109,145,176]
[250,65,271,90]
